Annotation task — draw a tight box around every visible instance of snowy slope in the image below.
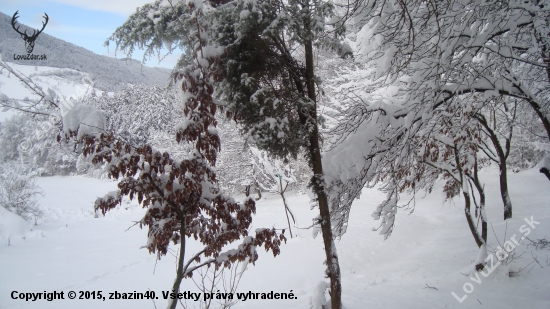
[0,11,171,92]
[0,62,99,121]
[0,167,549,309]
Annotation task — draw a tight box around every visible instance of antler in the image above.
[32,13,49,39]
[11,11,26,37]
[10,11,49,39]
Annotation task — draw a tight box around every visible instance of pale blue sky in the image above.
[0,0,179,69]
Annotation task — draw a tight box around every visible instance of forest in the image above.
[0,0,549,309]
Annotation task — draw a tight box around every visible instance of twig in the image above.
[125,221,140,232]
[423,284,438,291]
[504,220,508,244]
[531,251,544,268]
[525,237,550,250]
[517,261,535,274]
[489,222,503,251]
[150,289,158,309]
[295,221,318,230]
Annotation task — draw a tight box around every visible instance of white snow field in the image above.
[1,167,549,309]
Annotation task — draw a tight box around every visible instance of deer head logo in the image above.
[11,11,49,54]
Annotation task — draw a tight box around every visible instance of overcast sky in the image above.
[0,0,179,69]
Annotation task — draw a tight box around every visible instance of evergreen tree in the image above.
[108,0,346,307]
[212,0,345,306]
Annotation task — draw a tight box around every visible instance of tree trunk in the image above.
[278,177,294,238]
[499,160,512,220]
[454,149,484,248]
[471,159,487,244]
[463,188,484,248]
[536,21,550,141]
[169,213,186,309]
[304,36,342,309]
[527,23,550,141]
[475,113,513,219]
[524,98,550,143]
[254,181,262,201]
[541,168,550,181]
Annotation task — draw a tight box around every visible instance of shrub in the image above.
[0,163,43,222]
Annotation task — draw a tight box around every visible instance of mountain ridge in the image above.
[0,11,172,91]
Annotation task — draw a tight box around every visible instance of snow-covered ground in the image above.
[1,167,549,309]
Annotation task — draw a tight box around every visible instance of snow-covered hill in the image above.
[0,166,548,309]
[0,11,171,92]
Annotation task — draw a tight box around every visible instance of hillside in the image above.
[0,11,171,91]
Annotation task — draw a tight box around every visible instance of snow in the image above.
[310,281,330,309]
[539,157,550,170]
[0,62,99,121]
[62,103,106,139]
[474,244,488,268]
[240,10,251,19]
[0,167,549,309]
[202,45,225,58]
[0,205,33,245]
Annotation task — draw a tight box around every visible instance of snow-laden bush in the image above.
[0,113,79,176]
[0,163,43,222]
[217,120,311,196]
[84,84,181,147]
